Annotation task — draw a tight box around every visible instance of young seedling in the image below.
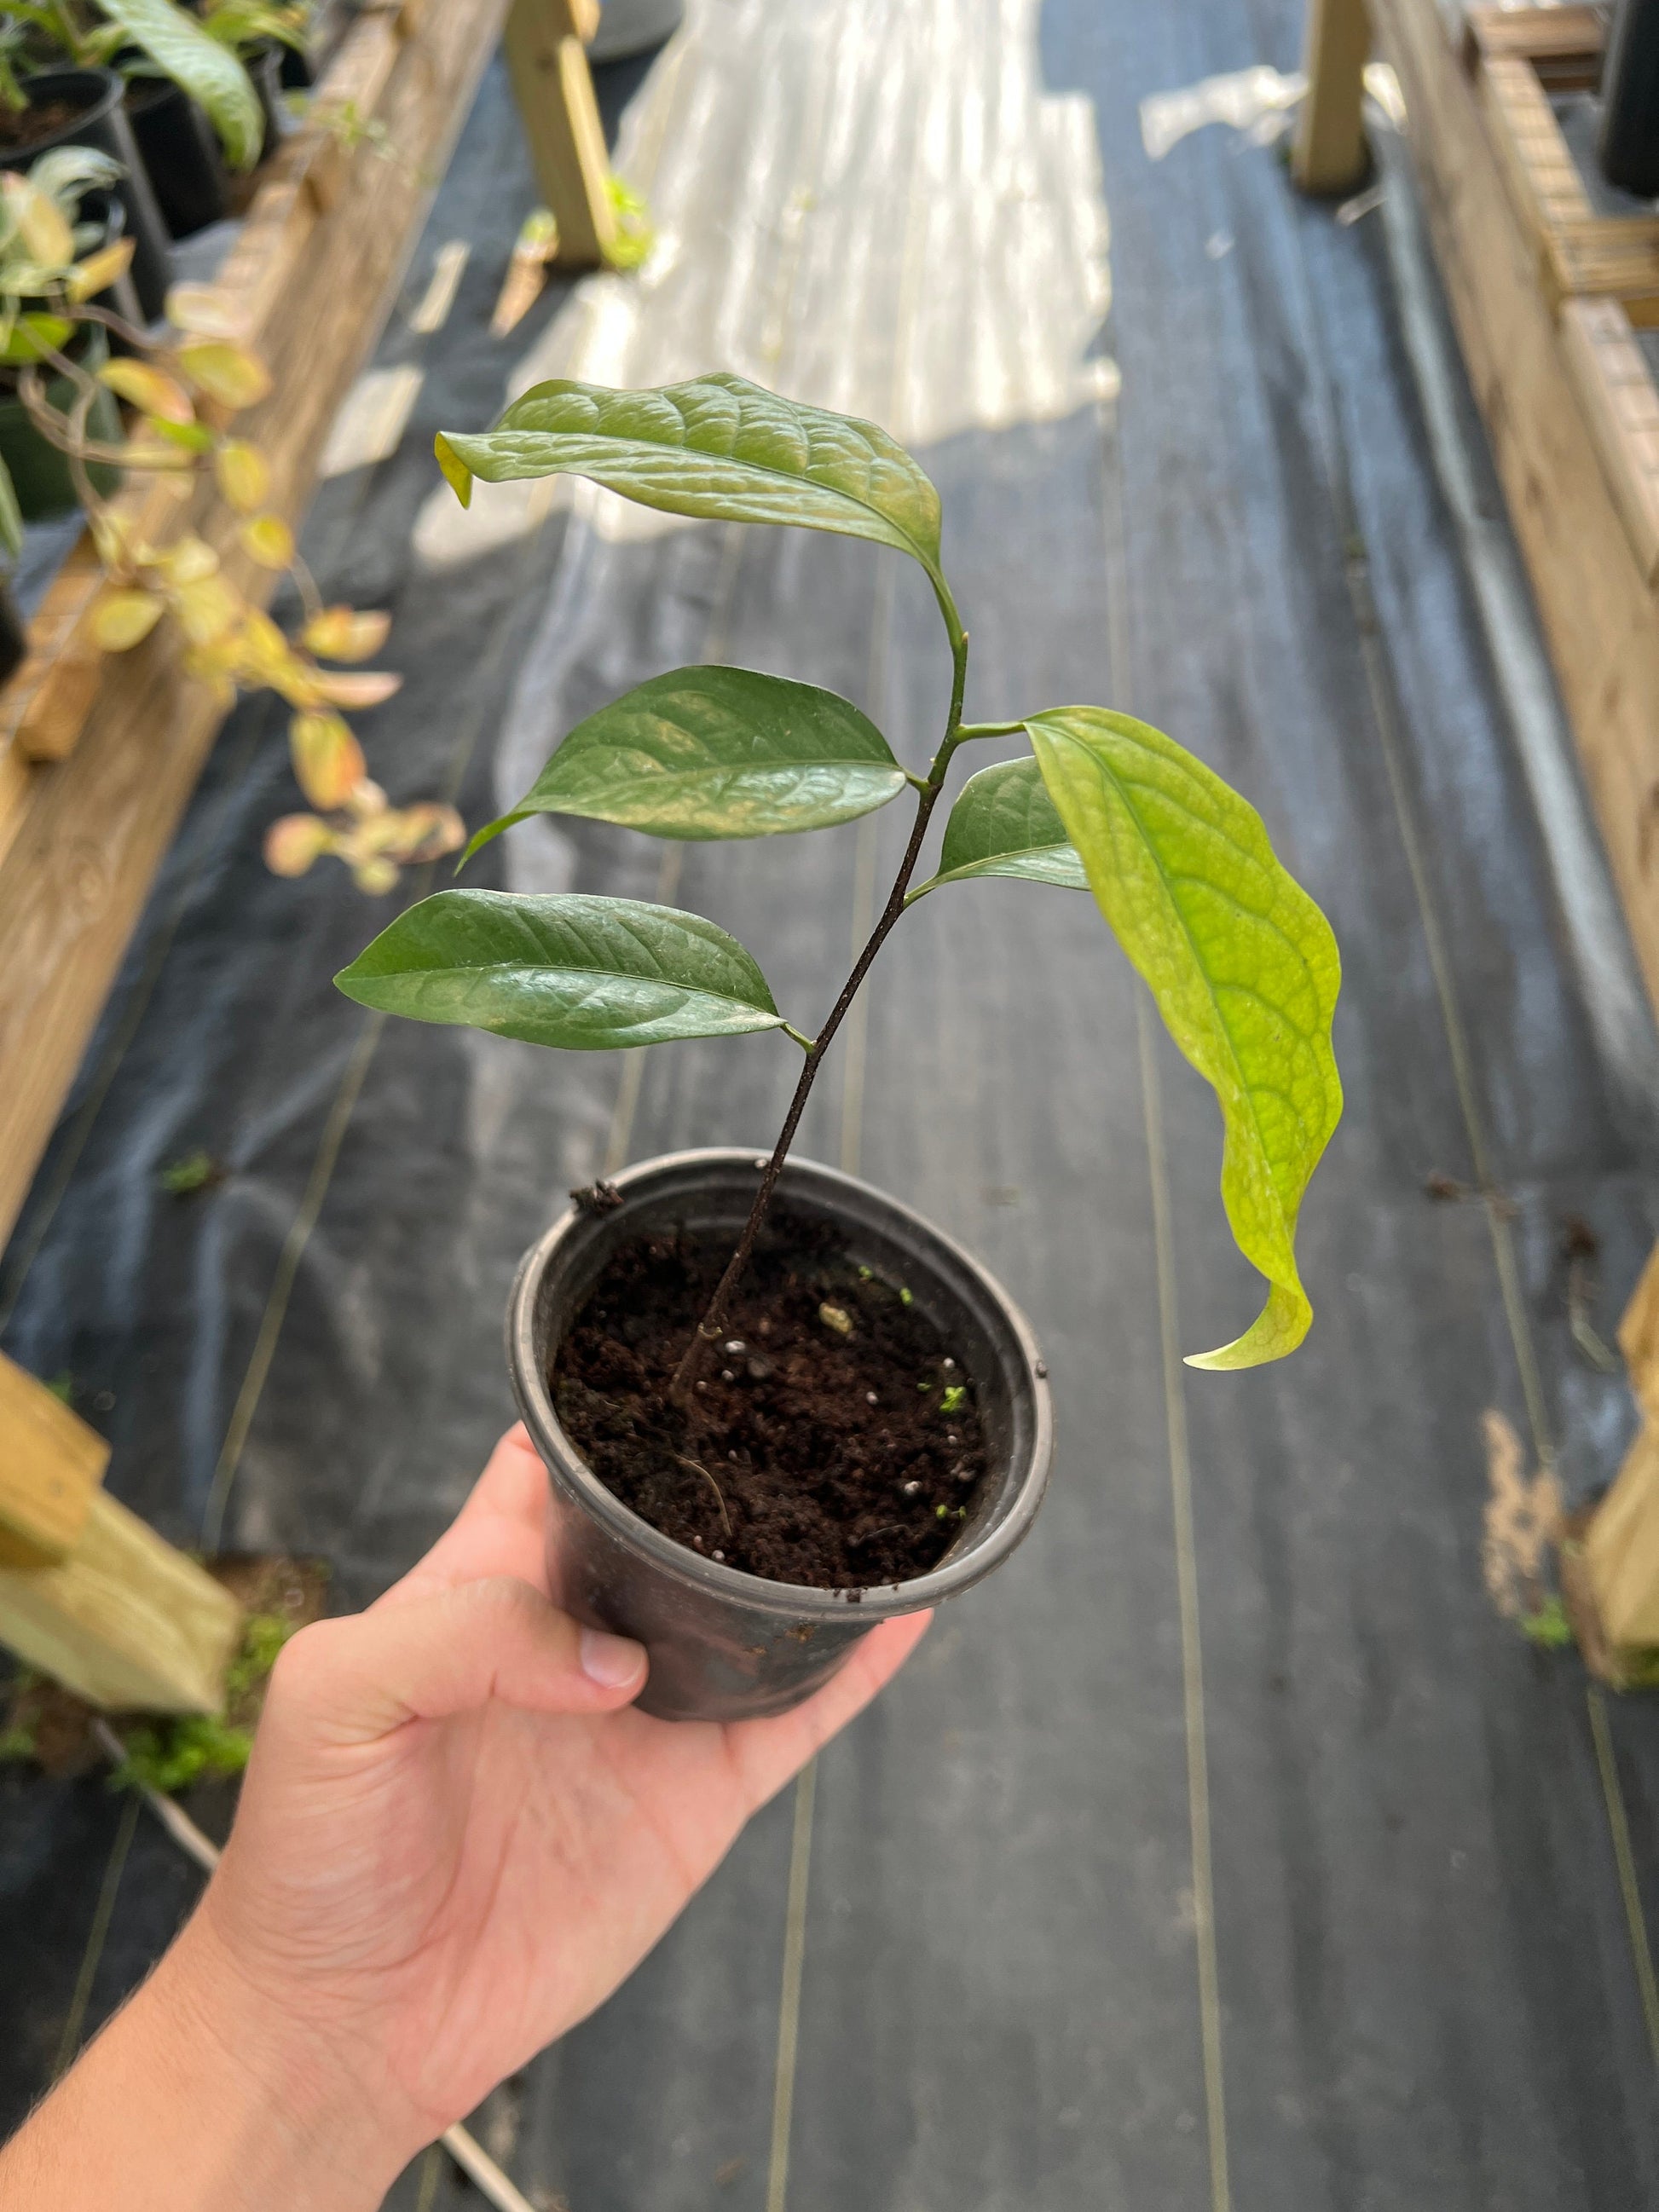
[338,374,1342,1389]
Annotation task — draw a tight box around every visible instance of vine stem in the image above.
[668,607,974,1403]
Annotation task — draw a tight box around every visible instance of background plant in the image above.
[338,373,1343,1381]
[0,154,460,890]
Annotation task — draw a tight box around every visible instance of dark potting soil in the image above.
[555,1212,991,1591]
[0,99,92,151]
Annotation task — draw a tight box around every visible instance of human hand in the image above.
[179,1423,928,2179]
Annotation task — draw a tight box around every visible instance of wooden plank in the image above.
[503,0,617,264]
[1465,5,1604,92]
[1369,0,1659,1029]
[0,1490,242,1712]
[0,0,512,1255]
[0,1354,105,1572]
[1583,1241,1659,1650]
[1292,0,1372,196]
[1562,298,1659,586]
[1548,216,1659,321]
[1477,51,1592,256]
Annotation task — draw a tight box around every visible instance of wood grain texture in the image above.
[1562,297,1659,584]
[1465,5,1604,92]
[1292,0,1372,195]
[0,0,513,1256]
[1370,0,1659,1025]
[0,1489,241,1711]
[502,0,616,265]
[0,1353,105,1571]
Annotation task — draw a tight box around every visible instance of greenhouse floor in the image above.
[6,1,1659,2205]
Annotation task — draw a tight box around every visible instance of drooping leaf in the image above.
[1024,707,1342,1370]
[335,890,786,1051]
[464,665,906,863]
[290,708,364,809]
[910,755,1088,899]
[96,0,265,169]
[66,235,136,303]
[214,438,269,512]
[436,373,951,610]
[90,586,164,650]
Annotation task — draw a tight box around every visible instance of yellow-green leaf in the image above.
[302,605,390,661]
[239,513,294,569]
[98,359,195,424]
[214,439,269,512]
[66,236,136,303]
[291,708,366,810]
[434,431,471,507]
[178,338,272,411]
[264,812,335,876]
[165,282,243,338]
[1025,707,1342,1370]
[90,587,165,651]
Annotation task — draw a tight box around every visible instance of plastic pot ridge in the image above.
[507,1148,1054,1723]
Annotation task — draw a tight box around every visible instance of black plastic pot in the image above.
[125,72,228,239]
[0,581,26,690]
[508,1149,1054,1724]
[246,42,286,159]
[0,318,123,520]
[1600,0,1659,196]
[3,70,172,322]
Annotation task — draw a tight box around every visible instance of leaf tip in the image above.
[435,433,472,507]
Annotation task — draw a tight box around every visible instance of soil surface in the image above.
[0,97,94,151]
[556,1212,991,1590]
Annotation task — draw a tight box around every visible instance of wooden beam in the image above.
[1562,298,1659,587]
[1368,0,1659,1030]
[1292,0,1372,196]
[503,0,617,266]
[0,1354,105,1571]
[1583,1245,1659,1650]
[0,1491,243,1713]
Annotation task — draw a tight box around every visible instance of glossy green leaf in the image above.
[436,373,951,610]
[98,0,264,168]
[1025,707,1342,1370]
[334,889,786,1050]
[464,665,907,863]
[910,755,1088,898]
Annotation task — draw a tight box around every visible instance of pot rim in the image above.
[508,1146,1054,1622]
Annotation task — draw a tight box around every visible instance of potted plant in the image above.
[0,148,133,515]
[0,2,264,261]
[332,373,1344,1723]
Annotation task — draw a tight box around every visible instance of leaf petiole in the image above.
[782,1023,817,1054]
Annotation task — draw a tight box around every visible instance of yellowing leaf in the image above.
[434,431,471,507]
[303,606,390,661]
[165,282,243,338]
[159,534,219,584]
[143,416,215,453]
[264,812,335,876]
[66,236,136,303]
[178,338,272,411]
[98,360,195,424]
[291,709,366,810]
[231,608,293,684]
[90,587,164,651]
[352,856,401,895]
[171,573,242,646]
[239,513,295,569]
[214,439,269,513]
[369,802,465,864]
[308,667,402,709]
[1025,707,1343,1370]
[1,173,72,272]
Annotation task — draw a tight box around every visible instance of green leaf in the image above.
[0,452,23,564]
[0,312,71,363]
[910,755,1088,898]
[334,889,786,1050]
[437,373,952,615]
[464,665,906,862]
[97,0,264,168]
[1024,707,1342,1370]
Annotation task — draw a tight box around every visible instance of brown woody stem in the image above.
[668,615,973,1404]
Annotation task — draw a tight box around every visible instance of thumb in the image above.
[268,1577,647,1747]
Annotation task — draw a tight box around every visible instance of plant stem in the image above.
[668,620,972,1403]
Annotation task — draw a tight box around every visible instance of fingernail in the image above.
[580,1626,645,1689]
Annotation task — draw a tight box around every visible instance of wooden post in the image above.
[1583,1246,1659,1650]
[1292,0,1373,195]
[0,1354,242,1713]
[504,0,617,268]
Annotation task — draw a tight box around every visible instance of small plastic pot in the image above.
[507,1148,1054,1723]
[3,69,173,322]
[1601,0,1659,195]
[125,72,228,239]
[0,319,123,521]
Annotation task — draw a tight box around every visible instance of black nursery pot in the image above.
[125,74,228,240]
[0,582,26,690]
[507,1149,1054,1724]
[5,70,172,321]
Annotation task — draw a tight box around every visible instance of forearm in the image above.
[0,1911,416,2212]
